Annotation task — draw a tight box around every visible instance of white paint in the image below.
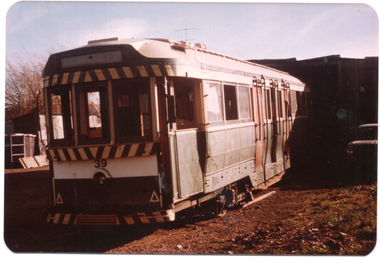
[53,154,158,179]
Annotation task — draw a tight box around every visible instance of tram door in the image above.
[159,78,203,201]
[263,87,273,170]
[283,83,291,160]
[254,79,265,184]
[270,86,278,163]
[273,83,284,163]
[175,79,203,199]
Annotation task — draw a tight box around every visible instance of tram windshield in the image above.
[78,86,109,142]
[113,79,152,142]
[47,79,152,146]
[48,86,74,146]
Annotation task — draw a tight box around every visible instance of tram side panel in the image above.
[201,79,300,194]
[204,125,257,193]
[171,130,204,199]
[203,81,257,193]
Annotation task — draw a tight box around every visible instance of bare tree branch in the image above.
[5,53,47,119]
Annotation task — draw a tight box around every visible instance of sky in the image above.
[3,0,379,63]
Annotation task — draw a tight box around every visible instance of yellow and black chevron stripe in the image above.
[42,64,175,88]
[47,142,158,162]
[46,210,175,225]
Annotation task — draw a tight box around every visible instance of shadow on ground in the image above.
[4,151,377,253]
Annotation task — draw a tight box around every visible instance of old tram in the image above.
[42,38,309,225]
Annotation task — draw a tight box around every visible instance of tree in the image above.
[5,53,47,119]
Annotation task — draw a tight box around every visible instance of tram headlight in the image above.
[346,147,354,155]
[93,172,107,185]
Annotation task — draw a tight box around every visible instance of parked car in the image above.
[346,123,377,182]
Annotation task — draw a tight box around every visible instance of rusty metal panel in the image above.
[263,123,273,167]
[168,135,179,201]
[239,125,256,162]
[206,129,226,173]
[207,125,256,175]
[276,121,284,161]
[175,130,204,199]
[204,124,258,192]
[224,128,240,167]
[204,160,254,193]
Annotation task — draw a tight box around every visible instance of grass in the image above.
[227,183,377,255]
[306,185,377,238]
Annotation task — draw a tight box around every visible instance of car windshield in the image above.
[357,126,377,140]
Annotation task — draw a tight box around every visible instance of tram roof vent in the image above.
[173,41,207,51]
[88,37,120,45]
[195,43,207,50]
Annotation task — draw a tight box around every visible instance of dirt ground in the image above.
[3,165,378,256]
[104,189,303,254]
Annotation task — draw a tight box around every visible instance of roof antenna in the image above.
[175,28,196,42]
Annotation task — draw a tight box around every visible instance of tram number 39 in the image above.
[94,159,107,168]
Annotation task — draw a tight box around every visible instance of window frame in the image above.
[223,83,239,124]
[205,81,225,126]
[112,78,153,143]
[265,88,272,123]
[205,80,255,127]
[47,85,75,147]
[237,84,252,123]
[173,78,197,129]
[76,81,110,145]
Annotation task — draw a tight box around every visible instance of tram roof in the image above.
[87,38,291,71]
[43,37,305,90]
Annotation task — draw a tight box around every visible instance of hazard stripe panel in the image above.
[47,142,158,162]
[46,210,175,225]
[42,64,175,88]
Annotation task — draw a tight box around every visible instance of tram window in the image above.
[296,91,307,117]
[271,88,277,121]
[140,88,151,137]
[290,91,297,117]
[78,86,109,141]
[206,82,223,123]
[49,88,73,144]
[277,90,283,118]
[251,88,256,123]
[88,92,101,129]
[114,80,152,141]
[255,87,262,124]
[265,89,272,121]
[238,85,251,120]
[174,79,196,128]
[224,85,238,121]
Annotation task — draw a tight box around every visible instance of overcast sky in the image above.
[3,1,379,62]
